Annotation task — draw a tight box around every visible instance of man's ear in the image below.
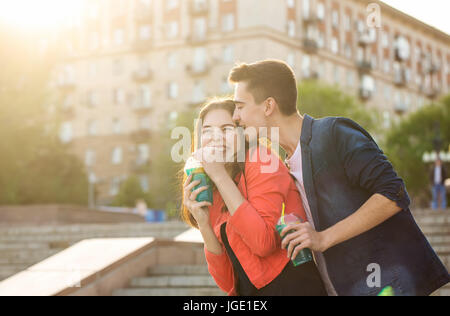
[264,97,277,116]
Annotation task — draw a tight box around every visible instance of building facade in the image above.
[54,0,450,204]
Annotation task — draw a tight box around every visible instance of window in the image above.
[139,117,151,130]
[89,32,99,50]
[111,147,123,165]
[113,88,126,105]
[287,53,295,68]
[85,150,96,167]
[110,177,121,196]
[166,0,179,11]
[168,82,178,99]
[113,59,123,76]
[167,53,177,70]
[221,77,232,94]
[113,29,124,46]
[346,70,354,87]
[287,20,296,38]
[194,47,207,72]
[302,0,310,19]
[302,55,311,77]
[139,175,149,192]
[87,91,99,107]
[139,25,152,40]
[381,32,389,48]
[88,62,97,78]
[87,120,97,136]
[112,118,122,134]
[137,144,150,164]
[331,37,339,54]
[193,81,205,103]
[139,85,152,108]
[60,122,73,143]
[223,45,234,63]
[344,14,351,32]
[193,17,207,40]
[333,66,340,84]
[166,21,179,39]
[331,10,339,29]
[317,2,325,21]
[222,14,235,32]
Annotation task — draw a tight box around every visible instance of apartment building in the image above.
[54,0,450,204]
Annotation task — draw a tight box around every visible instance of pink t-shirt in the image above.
[285,141,338,296]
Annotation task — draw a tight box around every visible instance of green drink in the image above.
[276,213,313,267]
[184,157,213,204]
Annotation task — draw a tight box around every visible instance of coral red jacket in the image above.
[204,147,308,296]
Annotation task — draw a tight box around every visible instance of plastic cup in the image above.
[184,157,213,204]
[276,213,313,267]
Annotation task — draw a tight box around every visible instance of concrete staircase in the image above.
[412,210,450,296]
[112,265,225,296]
[0,222,189,281]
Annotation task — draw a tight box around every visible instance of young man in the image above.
[229,59,449,296]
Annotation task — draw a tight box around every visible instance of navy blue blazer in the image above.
[300,114,449,296]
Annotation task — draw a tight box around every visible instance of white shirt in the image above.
[285,141,338,296]
[434,166,442,185]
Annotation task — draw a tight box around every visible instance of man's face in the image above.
[232,82,268,142]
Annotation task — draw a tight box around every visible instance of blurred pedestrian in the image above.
[430,159,447,210]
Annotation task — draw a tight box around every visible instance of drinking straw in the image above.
[281,203,286,225]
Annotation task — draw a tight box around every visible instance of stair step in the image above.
[148,265,210,276]
[0,243,50,251]
[0,249,61,261]
[0,222,188,236]
[130,275,216,288]
[112,287,225,296]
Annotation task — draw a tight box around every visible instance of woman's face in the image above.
[201,109,239,162]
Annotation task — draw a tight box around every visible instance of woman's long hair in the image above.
[180,98,249,229]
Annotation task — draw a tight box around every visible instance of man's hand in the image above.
[280,222,330,259]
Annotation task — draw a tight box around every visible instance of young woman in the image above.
[181,99,326,296]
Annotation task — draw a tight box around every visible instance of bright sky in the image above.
[0,0,84,30]
[381,0,450,35]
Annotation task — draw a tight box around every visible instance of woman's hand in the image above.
[193,147,229,183]
[183,174,213,228]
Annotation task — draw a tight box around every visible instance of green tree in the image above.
[0,26,88,205]
[297,80,379,133]
[384,95,450,206]
[111,176,152,207]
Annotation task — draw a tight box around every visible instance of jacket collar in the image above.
[301,114,314,146]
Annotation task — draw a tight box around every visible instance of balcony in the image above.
[186,64,211,77]
[131,158,151,172]
[134,6,153,22]
[132,69,153,82]
[357,60,373,73]
[133,38,153,52]
[424,87,441,99]
[187,33,208,45]
[359,88,373,101]
[190,0,209,15]
[394,102,408,115]
[302,70,319,80]
[303,38,319,54]
[394,68,408,87]
[57,79,76,92]
[303,13,320,24]
[130,129,152,143]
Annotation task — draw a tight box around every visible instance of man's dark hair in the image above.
[228,59,298,116]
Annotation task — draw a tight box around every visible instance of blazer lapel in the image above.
[300,115,321,230]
